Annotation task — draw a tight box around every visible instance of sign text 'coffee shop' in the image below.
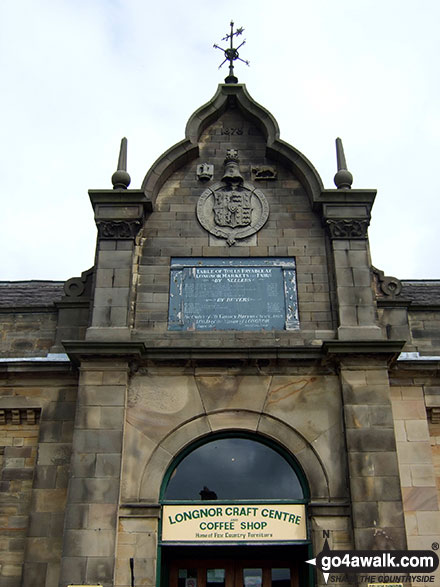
[162,504,306,543]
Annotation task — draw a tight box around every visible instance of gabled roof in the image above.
[141,83,324,206]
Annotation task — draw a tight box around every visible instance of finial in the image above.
[214,21,250,84]
[334,137,353,189]
[111,137,131,189]
[222,149,244,183]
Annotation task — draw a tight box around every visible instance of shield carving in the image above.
[213,190,252,228]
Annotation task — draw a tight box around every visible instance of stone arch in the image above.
[141,83,324,207]
[138,410,329,502]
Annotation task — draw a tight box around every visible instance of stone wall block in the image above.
[402,486,438,511]
[346,428,396,452]
[97,250,132,269]
[378,501,406,528]
[32,489,67,513]
[371,452,399,476]
[120,423,157,502]
[69,453,96,478]
[73,429,122,454]
[344,405,370,429]
[64,504,89,530]
[33,465,57,489]
[88,504,117,530]
[127,374,204,443]
[58,556,87,586]
[395,441,433,464]
[352,502,378,527]
[95,453,121,478]
[355,527,406,550]
[77,385,126,406]
[63,529,116,557]
[264,375,341,443]
[25,537,62,563]
[195,374,271,412]
[86,557,115,585]
[208,410,260,431]
[348,452,374,477]
[69,478,120,504]
[22,562,47,587]
[27,512,51,537]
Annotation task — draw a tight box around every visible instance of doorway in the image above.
[163,545,309,587]
[170,558,299,587]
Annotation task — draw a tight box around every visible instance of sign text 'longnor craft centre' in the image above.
[162,504,306,543]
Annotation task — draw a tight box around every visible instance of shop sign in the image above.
[162,504,306,542]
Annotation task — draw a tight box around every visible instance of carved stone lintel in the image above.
[372,267,402,297]
[96,220,142,240]
[326,219,369,239]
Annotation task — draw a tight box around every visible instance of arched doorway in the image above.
[159,433,313,587]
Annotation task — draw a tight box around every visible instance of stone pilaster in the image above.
[58,360,128,587]
[87,190,151,341]
[320,192,383,340]
[332,349,407,550]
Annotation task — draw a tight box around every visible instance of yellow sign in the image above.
[368,584,403,587]
[162,504,306,542]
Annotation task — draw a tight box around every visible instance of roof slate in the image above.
[400,280,440,305]
[0,281,64,308]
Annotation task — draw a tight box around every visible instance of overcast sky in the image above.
[1,0,439,281]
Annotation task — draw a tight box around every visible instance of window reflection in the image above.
[178,569,197,587]
[164,438,303,500]
[243,568,262,587]
[207,569,225,587]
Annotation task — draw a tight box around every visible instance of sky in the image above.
[1,0,439,281]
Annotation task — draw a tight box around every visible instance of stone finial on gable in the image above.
[111,137,131,189]
[334,137,353,189]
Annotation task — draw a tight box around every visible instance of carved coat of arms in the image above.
[213,191,252,228]
[196,149,269,246]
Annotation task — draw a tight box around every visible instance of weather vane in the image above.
[213,21,249,84]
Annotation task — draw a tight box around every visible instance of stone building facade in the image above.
[1,81,440,587]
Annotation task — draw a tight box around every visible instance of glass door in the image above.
[169,559,299,587]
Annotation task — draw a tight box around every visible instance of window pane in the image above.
[243,568,262,587]
[178,568,197,587]
[207,568,225,587]
[164,438,303,500]
[271,568,290,587]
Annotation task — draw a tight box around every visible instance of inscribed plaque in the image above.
[168,258,299,331]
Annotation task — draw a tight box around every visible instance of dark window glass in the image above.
[164,438,303,500]
[271,568,290,587]
[178,569,197,587]
[207,569,225,587]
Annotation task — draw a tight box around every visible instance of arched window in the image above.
[162,434,306,501]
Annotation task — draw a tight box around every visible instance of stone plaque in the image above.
[168,258,299,331]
